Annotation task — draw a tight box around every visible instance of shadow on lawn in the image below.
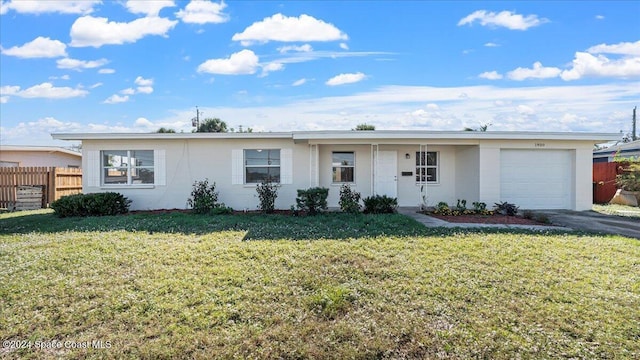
[0,210,576,240]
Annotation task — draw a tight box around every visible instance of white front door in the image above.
[375,151,397,198]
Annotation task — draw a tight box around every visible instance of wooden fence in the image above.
[0,167,82,209]
[593,162,624,204]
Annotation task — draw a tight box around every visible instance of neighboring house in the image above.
[593,140,640,163]
[0,145,82,168]
[52,131,618,211]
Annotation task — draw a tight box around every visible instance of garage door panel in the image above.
[500,150,573,210]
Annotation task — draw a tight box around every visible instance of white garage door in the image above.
[500,150,573,209]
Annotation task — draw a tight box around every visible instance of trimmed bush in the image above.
[296,187,329,215]
[187,179,219,214]
[256,180,278,213]
[363,195,398,214]
[50,192,131,217]
[339,184,361,213]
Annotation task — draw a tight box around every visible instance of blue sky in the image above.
[1,0,639,146]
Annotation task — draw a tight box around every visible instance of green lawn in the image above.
[1,210,639,359]
[593,204,640,218]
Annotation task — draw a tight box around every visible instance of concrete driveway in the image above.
[541,210,640,239]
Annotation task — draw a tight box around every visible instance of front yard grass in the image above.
[1,210,638,359]
[593,203,640,218]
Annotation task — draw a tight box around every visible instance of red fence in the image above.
[593,162,624,204]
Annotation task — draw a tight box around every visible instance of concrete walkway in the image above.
[397,208,571,232]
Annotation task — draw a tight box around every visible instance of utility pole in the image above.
[633,106,637,141]
[191,106,201,131]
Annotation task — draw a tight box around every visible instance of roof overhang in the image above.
[0,145,81,157]
[52,130,620,143]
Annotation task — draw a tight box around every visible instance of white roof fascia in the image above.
[0,145,81,157]
[292,130,620,142]
[51,132,294,141]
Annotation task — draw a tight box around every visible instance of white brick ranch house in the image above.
[52,131,618,211]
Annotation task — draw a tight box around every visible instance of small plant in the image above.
[187,179,219,214]
[339,184,361,213]
[211,205,234,215]
[472,201,487,212]
[296,187,329,215]
[256,180,278,214]
[363,195,398,214]
[522,210,535,220]
[494,201,519,216]
[433,201,452,215]
[456,199,467,212]
[50,192,131,217]
[535,213,550,224]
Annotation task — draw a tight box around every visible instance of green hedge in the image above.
[50,192,132,217]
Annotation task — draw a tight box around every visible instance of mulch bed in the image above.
[428,213,552,225]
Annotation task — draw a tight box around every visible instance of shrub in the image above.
[187,179,219,214]
[494,201,519,216]
[211,205,234,215]
[363,195,398,214]
[522,210,535,220]
[472,201,487,212]
[339,184,361,213]
[256,180,278,213]
[535,213,550,224]
[433,201,452,215]
[616,162,640,192]
[456,199,467,212]
[296,187,329,215]
[50,192,131,217]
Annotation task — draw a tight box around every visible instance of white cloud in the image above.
[197,49,259,75]
[0,85,20,96]
[458,10,548,30]
[232,13,348,46]
[340,43,349,50]
[595,15,605,20]
[507,61,561,80]
[134,117,154,127]
[1,0,99,14]
[1,37,67,58]
[479,71,503,80]
[69,15,178,48]
[126,0,175,16]
[484,42,500,47]
[134,76,153,87]
[277,44,313,53]
[98,68,116,74]
[103,94,129,104]
[136,86,154,94]
[0,1,9,15]
[560,52,640,81]
[89,82,102,89]
[175,0,228,24]
[121,88,136,95]
[260,62,284,77]
[292,78,307,86]
[587,40,640,56]
[0,96,8,103]
[326,72,366,86]
[1,83,88,100]
[56,57,108,71]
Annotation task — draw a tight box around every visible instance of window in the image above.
[245,149,280,183]
[102,150,154,185]
[416,151,438,183]
[332,152,355,183]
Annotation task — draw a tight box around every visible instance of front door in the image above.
[375,151,397,198]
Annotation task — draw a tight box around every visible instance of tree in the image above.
[156,127,176,133]
[353,123,375,130]
[194,118,228,133]
[463,123,491,132]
